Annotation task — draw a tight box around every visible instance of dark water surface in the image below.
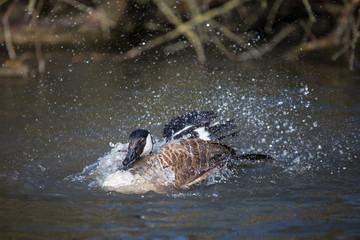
[1,52,359,239]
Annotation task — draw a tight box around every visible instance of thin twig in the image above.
[35,39,45,74]
[2,0,19,60]
[238,25,294,61]
[348,12,360,70]
[213,36,237,60]
[153,0,206,63]
[60,0,115,32]
[333,0,360,40]
[210,20,248,46]
[185,0,205,43]
[302,0,316,23]
[163,41,189,53]
[209,19,261,58]
[31,0,46,74]
[331,44,349,61]
[152,0,182,26]
[301,0,316,42]
[265,0,283,34]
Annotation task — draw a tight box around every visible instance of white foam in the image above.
[83,140,173,193]
[102,170,159,193]
[103,170,137,187]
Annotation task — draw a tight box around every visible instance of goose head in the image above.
[123,129,153,167]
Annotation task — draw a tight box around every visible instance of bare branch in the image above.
[2,0,19,60]
[348,12,360,70]
[60,0,116,32]
[123,0,245,61]
[302,0,316,23]
[153,0,205,63]
[238,25,295,61]
[301,0,316,42]
[265,0,283,34]
[213,36,237,60]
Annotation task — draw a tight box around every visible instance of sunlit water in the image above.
[1,51,359,239]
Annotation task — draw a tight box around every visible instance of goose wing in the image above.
[156,138,236,188]
[163,111,239,141]
[163,111,216,140]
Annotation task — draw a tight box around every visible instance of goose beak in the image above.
[123,147,138,166]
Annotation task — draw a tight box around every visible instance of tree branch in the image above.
[2,0,19,60]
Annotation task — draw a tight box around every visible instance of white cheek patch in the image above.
[194,127,210,140]
[140,134,153,157]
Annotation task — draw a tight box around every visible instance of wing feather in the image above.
[156,138,236,188]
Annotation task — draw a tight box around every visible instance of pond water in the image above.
[1,51,359,239]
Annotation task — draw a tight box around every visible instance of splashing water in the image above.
[67,137,237,194]
[66,81,340,193]
[65,61,358,195]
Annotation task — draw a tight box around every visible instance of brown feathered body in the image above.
[128,138,237,189]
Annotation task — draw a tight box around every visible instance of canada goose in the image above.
[121,129,237,189]
[118,111,272,190]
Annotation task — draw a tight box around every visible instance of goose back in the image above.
[130,138,236,189]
